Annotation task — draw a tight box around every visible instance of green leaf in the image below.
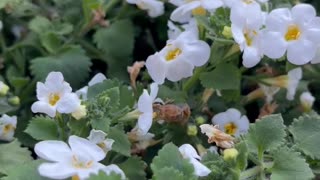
[289,113,320,159]
[271,148,314,180]
[0,140,32,174]
[88,171,122,180]
[235,141,248,171]
[24,116,59,141]
[68,118,90,137]
[158,85,187,103]
[108,127,131,157]
[82,0,103,25]
[118,156,146,180]
[29,16,52,34]
[0,98,17,114]
[30,46,92,88]
[201,152,231,180]
[2,160,50,180]
[246,114,286,153]
[200,63,241,90]
[151,143,196,180]
[153,167,184,180]
[40,33,62,54]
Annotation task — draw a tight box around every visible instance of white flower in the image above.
[262,67,302,100]
[136,83,158,135]
[35,136,112,179]
[126,0,164,17]
[87,129,114,153]
[170,0,223,23]
[146,31,210,84]
[31,72,81,117]
[300,91,315,112]
[76,73,107,100]
[262,4,320,65]
[101,164,126,180]
[311,46,320,64]
[259,84,280,103]
[179,144,211,177]
[167,19,198,40]
[212,108,249,137]
[208,146,218,154]
[0,114,17,141]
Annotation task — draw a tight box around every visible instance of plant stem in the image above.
[183,66,205,92]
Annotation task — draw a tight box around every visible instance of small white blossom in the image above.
[146,31,210,84]
[126,0,164,17]
[87,129,114,153]
[76,73,107,100]
[136,83,158,135]
[35,135,125,179]
[31,72,81,117]
[167,19,198,40]
[300,91,315,112]
[0,114,17,141]
[212,108,249,137]
[262,67,302,100]
[179,144,211,177]
[170,0,223,23]
[262,4,320,65]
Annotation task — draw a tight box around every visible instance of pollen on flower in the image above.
[224,123,237,135]
[49,93,60,106]
[72,155,94,169]
[72,175,80,180]
[3,124,14,134]
[285,24,301,41]
[165,48,182,61]
[244,30,257,46]
[192,7,206,16]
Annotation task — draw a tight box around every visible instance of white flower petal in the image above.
[69,135,106,162]
[138,90,153,113]
[56,93,81,113]
[166,59,194,82]
[88,73,107,86]
[226,108,241,120]
[242,46,261,68]
[202,0,223,10]
[77,163,106,179]
[137,112,153,135]
[146,53,167,85]
[262,32,287,59]
[179,144,200,159]
[103,138,115,152]
[189,158,211,177]
[35,141,72,162]
[31,101,56,117]
[87,129,107,144]
[150,83,159,100]
[45,72,72,93]
[212,112,229,129]
[170,2,200,23]
[38,162,76,179]
[292,4,316,25]
[183,41,211,67]
[287,39,317,65]
[234,116,250,137]
[75,86,89,100]
[265,8,291,33]
[36,82,50,101]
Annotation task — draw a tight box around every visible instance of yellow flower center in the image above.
[165,48,182,61]
[3,124,14,134]
[72,176,80,180]
[192,7,206,16]
[224,123,238,135]
[244,30,257,46]
[72,155,94,169]
[97,142,106,149]
[285,24,301,41]
[49,93,60,106]
[243,0,254,4]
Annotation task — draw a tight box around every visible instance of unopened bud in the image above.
[8,96,20,106]
[0,82,9,96]
[187,125,198,136]
[72,105,87,120]
[222,26,232,39]
[223,148,238,161]
[196,116,206,125]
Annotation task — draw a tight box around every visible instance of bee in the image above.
[153,103,191,124]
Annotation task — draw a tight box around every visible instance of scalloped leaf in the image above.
[118,156,146,180]
[108,127,131,157]
[0,140,33,174]
[88,171,122,180]
[153,167,184,180]
[246,114,286,153]
[151,143,197,180]
[24,116,59,141]
[270,147,314,180]
[289,113,320,159]
[30,46,91,88]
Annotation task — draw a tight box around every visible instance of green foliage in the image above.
[246,114,286,153]
[24,116,59,141]
[201,152,232,180]
[88,171,122,180]
[200,63,241,90]
[30,46,92,88]
[0,140,32,174]
[0,98,17,114]
[108,127,131,157]
[151,143,197,180]
[270,147,314,180]
[2,160,50,180]
[153,167,184,180]
[235,141,248,171]
[289,113,320,159]
[118,156,146,180]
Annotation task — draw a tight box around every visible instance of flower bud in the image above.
[8,96,20,106]
[0,82,9,96]
[196,116,206,125]
[187,125,198,136]
[223,148,238,161]
[72,105,87,120]
[222,26,232,39]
